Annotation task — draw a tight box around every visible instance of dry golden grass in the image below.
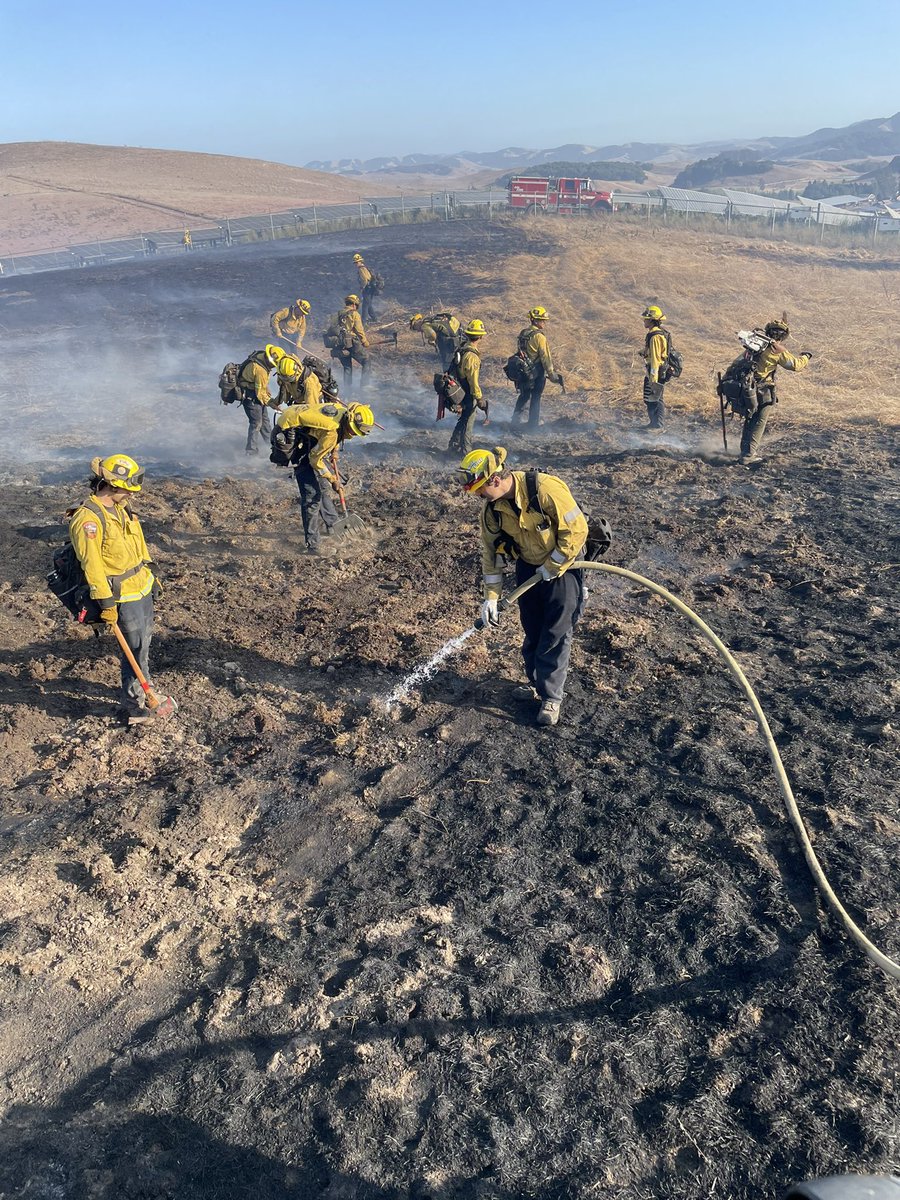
[397,218,900,426]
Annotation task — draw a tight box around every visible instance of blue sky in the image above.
[2,0,898,163]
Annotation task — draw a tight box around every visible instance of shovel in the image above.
[329,451,367,536]
[111,623,178,719]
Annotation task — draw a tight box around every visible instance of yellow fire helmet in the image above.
[353,253,364,263]
[295,299,311,314]
[641,305,666,322]
[528,306,550,322]
[278,356,300,380]
[265,343,286,366]
[409,313,424,329]
[345,294,361,307]
[463,318,487,339]
[91,453,144,492]
[458,446,507,493]
[344,402,375,438]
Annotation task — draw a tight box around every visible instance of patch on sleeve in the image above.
[83,522,98,539]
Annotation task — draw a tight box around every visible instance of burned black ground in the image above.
[0,220,897,1199]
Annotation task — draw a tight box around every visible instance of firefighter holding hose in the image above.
[459,446,588,727]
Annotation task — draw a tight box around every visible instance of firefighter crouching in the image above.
[276,356,324,408]
[460,447,589,727]
[641,305,670,430]
[239,343,284,454]
[512,307,563,429]
[69,455,158,723]
[447,319,487,456]
[274,402,375,555]
[270,298,311,350]
[410,311,462,370]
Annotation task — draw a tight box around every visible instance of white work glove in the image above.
[480,598,499,627]
[537,563,556,582]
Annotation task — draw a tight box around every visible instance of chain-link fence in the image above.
[1,185,895,277]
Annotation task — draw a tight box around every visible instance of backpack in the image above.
[503,352,533,388]
[301,354,339,397]
[370,272,385,295]
[218,362,241,404]
[269,424,298,467]
[433,347,465,417]
[646,327,683,383]
[322,314,341,349]
[46,499,110,623]
[488,470,612,563]
[718,354,758,418]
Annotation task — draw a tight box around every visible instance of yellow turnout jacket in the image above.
[69,497,155,609]
[276,404,345,481]
[479,471,588,600]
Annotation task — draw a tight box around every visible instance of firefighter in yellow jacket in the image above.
[410,311,462,370]
[238,344,284,454]
[327,296,370,389]
[512,307,563,429]
[448,319,487,456]
[736,318,813,464]
[460,446,589,727]
[69,454,157,722]
[274,402,375,554]
[353,254,378,322]
[275,356,323,408]
[641,305,670,430]
[270,299,311,349]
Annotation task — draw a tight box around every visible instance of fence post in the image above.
[401,193,405,220]
[661,197,668,223]
[726,200,732,229]
[313,204,318,235]
[646,196,651,223]
[269,214,276,240]
[872,214,878,245]
[489,188,493,220]
[771,205,777,234]
[817,204,825,243]
[359,197,364,227]
[225,217,232,245]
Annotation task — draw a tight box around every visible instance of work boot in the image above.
[537,700,561,727]
[306,541,336,557]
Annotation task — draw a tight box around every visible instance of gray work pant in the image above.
[241,395,272,453]
[515,559,584,703]
[448,395,477,455]
[514,365,546,428]
[117,592,154,711]
[294,461,338,549]
[643,377,665,427]
[361,285,377,323]
[740,399,774,459]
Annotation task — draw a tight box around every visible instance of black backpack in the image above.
[270,424,298,467]
[370,272,385,295]
[646,327,683,382]
[503,352,532,388]
[487,470,612,563]
[47,499,110,623]
[218,362,241,404]
[433,347,465,415]
[301,354,339,397]
[718,354,758,418]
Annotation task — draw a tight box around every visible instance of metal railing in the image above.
[1,185,895,277]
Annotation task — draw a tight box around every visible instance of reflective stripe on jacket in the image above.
[479,471,587,599]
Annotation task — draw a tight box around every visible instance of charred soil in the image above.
[0,220,898,1199]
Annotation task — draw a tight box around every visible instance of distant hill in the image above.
[0,142,396,255]
[493,162,650,186]
[307,112,900,176]
[673,151,775,190]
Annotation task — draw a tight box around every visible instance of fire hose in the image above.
[478,562,900,983]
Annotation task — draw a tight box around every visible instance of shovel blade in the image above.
[332,514,368,537]
[147,694,179,719]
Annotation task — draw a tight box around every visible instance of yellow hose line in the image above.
[509,562,900,982]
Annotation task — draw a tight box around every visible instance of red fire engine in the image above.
[508,176,614,215]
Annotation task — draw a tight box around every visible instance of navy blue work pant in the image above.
[515,559,584,703]
[117,592,154,711]
[294,461,338,549]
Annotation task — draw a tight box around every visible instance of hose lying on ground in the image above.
[495,563,900,984]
